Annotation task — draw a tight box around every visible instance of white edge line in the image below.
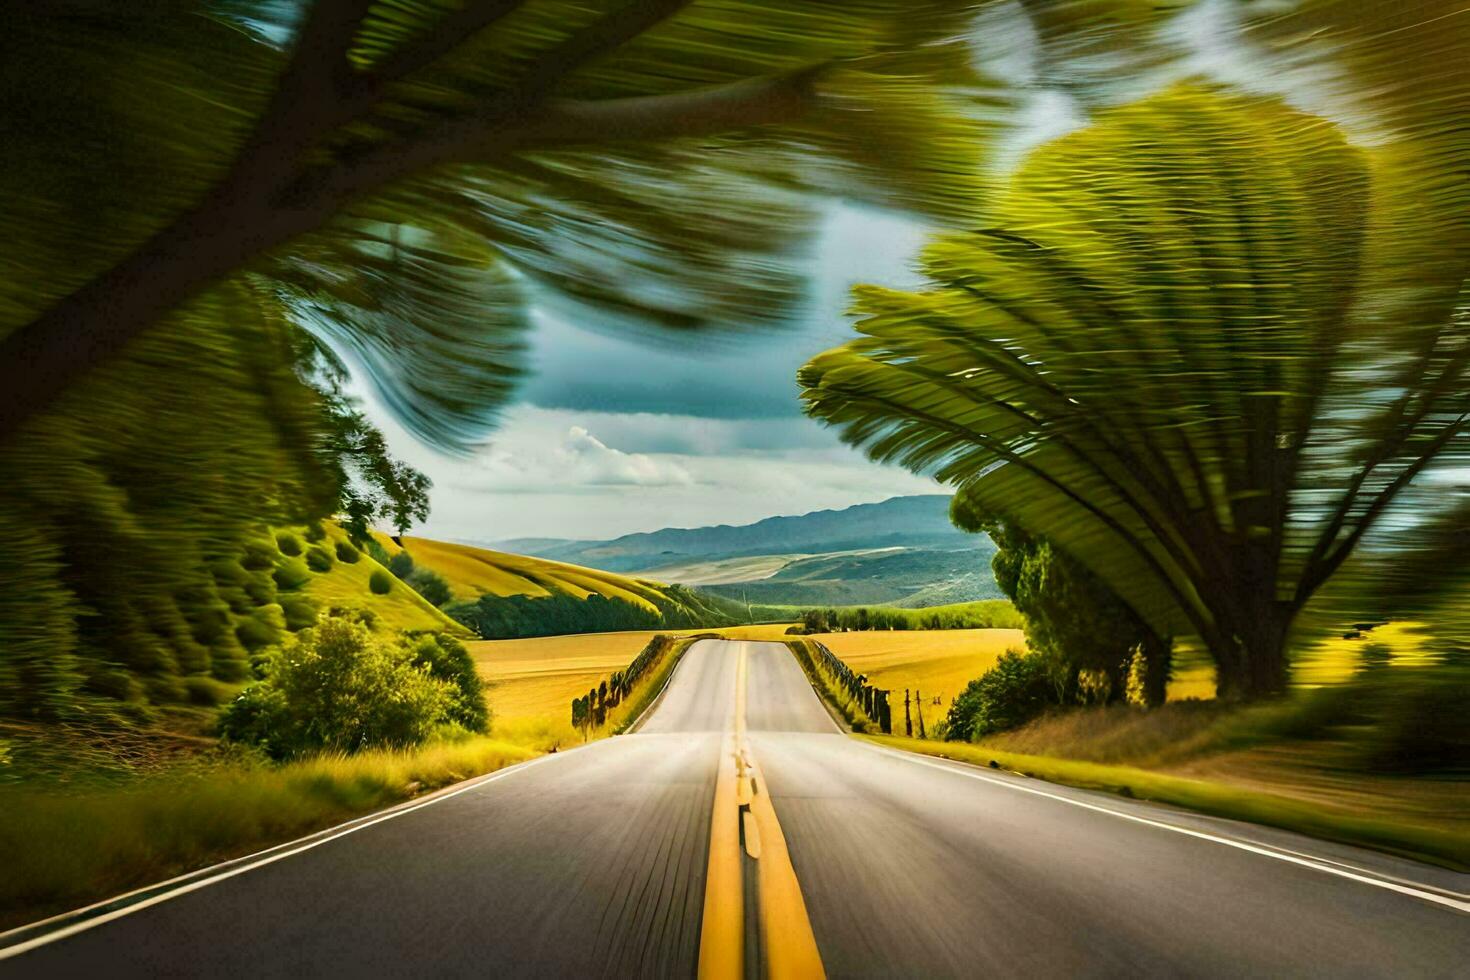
[860,742,1470,915]
[0,751,567,961]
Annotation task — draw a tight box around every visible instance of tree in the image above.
[953,499,1170,707]
[0,1,990,450]
[800,85,1470,699]
[943,648,1050,742]
[220,614,455,758]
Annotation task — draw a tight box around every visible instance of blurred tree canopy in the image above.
[801,83,1470,699]
[0,0,996,721]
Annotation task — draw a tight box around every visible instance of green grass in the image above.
[864,734,1470,872]
[0,737,535,929]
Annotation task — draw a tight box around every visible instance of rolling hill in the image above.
[370,534,750,639]
[485,495,1000,608]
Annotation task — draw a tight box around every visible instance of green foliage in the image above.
[448,584,738,640]
[368,570,394,596]
[302,523,326,543]
[234,608,283,653]
[334,541,360,564]
[387,552,415,580]
[275,533,302,557]
[792,600,1022,633]
[800,84,1470,699]
[219,616,455,759]
[304,546,334,573]
[272,559,312,592]
[279,597,318,633]
[953,502,1169,707]
[945,649,1053,742]
[406,568,452,608]
[403,633,489,734]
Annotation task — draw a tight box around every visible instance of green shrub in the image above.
[1351,666,1470,774]
[182,675,234,706]
[334,541,360,564]
[234,612,281,652]
[369,570,393,595]
[240,541,277,571]
[403,633,489,732]
[274,532,302,557]
[305,546,334,573]
[303,522,327,543]
[220,616,455,759]
[272,558,311,591]
[388,552,414,579]
[407,568,452,607]
[242,572,276,607]
[279,597,317,632]
[946,649,1053,742]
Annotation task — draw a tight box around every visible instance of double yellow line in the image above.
[698,645,825,980]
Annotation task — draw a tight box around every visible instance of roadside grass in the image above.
[0,736,535,931]
[787,639,876,730]
[862,734,1470,871]
[607,636,705,734]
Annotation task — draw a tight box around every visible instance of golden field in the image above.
[810,629,1026,725]
[302,526,469,635]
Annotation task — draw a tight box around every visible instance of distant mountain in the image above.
[485,495,981,572]
[477,495,1000,610]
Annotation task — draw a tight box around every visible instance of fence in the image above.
[570,633,677,734]
[790,639,892,734]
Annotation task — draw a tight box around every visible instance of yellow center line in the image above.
[699,644,825,980]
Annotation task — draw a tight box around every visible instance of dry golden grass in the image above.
[812,629,1026,723]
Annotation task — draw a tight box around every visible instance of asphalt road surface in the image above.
[3,640,1466,977]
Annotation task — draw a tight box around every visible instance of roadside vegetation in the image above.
[0,736,534,931]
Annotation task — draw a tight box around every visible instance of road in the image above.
[2,640,1466,977]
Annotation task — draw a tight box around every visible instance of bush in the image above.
[403,633,489,732]
[368,569,393,595]
[274,532,302,557]
[279,597,317,632]
[234,610,281,652]
[303,522,327,543]
[334,541,360,564]
[241,541,277,571]
[945,649,1053,742]
[1350,666,1470,774]
[407,568,452,607]
[387,552,414,579]
[305,546,334,573]
[219,615,455,759]
[272,558,311,591]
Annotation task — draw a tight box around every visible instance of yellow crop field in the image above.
[811,629,1027,725]
[470,630,677,748]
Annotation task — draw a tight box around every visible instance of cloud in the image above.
[472,424,694,491]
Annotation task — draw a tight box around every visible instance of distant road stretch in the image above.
[3,640,1466,977]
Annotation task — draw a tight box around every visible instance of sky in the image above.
[364,205,945,543]
[359,0,1299,546]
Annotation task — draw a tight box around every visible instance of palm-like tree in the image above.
[800,86,1470,698]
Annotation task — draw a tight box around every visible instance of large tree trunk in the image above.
[1212,603,1294,700]
[1137,632,1171,708]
